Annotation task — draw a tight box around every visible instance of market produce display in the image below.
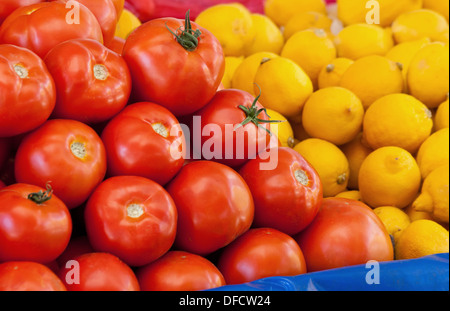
[0,0,448,292]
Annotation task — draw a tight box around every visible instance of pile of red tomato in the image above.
[0,0,393,291]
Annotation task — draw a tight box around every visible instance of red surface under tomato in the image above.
[0,261,67,291]
[217,228,307,285]
[84,176,178,267]
[122,14,225,117]
[239,147,323,235]
[294,197,394,272]
[101,102,186,186]
[136,251,226,291]
[44,38,131,124]
[14,119,107,209]
[0,1,103,58]
[0,183,72,263]
[59,252,140,291]
[166,161,254,256]
[0,44,56,138]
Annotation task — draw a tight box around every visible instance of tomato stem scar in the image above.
[127,203,144,218]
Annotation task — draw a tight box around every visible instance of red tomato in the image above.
[106,36,126,55]
[84,176,178,267]
[56,236,95,269]
[0,44,56,138]
[0,261,66,291]
[14,119,107,209]
[44,39,131,124]
[59,252,140,291]
[111,0,125,17]
[166,161,254,256]
[136,251,226,291]
[55,0,118,46]
[239,147,323,235]
[101,102,186,186]
[122,11,225,117]
[192,89,276,168]
[0,1,103,58]
[217,228,307,285]
[0,137,11,171]
[294,197,394,272]
[0,183,72,263]
[0,0,44,25]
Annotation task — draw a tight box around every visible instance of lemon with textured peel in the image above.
[283,11,333,40]
[335,190,362,201]
[423,0,449,21]
[318,57,354,89]
[265,109,295,148]
[244,14,284,56]
[264,0,327,27]
[413,164,449,224]
[434,99,449,131]
[373,206,411,242]
[221,56,244,89]
[115,9,142,40]
[416,128,449,179]
[395,219,449,260]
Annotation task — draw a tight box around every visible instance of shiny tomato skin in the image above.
[84,176,178,267]
[0,0,44,25]
[239,147,323,236]
[101,102,186,186]
[136,251,226,291]
[14,119,107,209]
[166,161,254,256]
[217,228,307,285]
[122,16,225,117]
[0,44,56,138]
[0,2,103,58]
[110,0,125,17]
[59,252,140,291]
[106,36,126,55]
[294,197,394,272]
[193,89,272,168]
[0,261,67,291]
[44,39,131,124]
[0,183,72,263]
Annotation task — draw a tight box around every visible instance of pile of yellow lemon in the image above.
[194,0,449,262]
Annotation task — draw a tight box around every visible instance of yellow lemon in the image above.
[114,8,142,40]
[283,11,333,40]
[416,128,449,178]
[318,57,354,89]
[265,109,295,148]
[340,55,404,109]
[434,99,449,131]
[264,0,327,27]
[337,0,423,27]
[405,202,434,222]
[362,94,433,154]
[413,164,449,224]
[373,206,411,242]
[407,42,449,109]
[221,56,244,89]
[335,23,394,60]
[253,57,313,118]
[423,0,449,21]
[335,190,363,201]
[392,9,449,43]
[395,219,449,260]
[302,87,364,146]
[244,14,284,56]
[195,3,255,57]
[294,138,350,197]
[281,29,337,89]
[231,52,279,96]
[340,133,374,190]
[358,146,422,208]
[385,37,431,91]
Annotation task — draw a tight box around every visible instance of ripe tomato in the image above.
[44,38,131,125]
[0,44,56,138]
[294,197,394,272]
[136,251,226,291]
[122,11,225,116]
[84,176,178,267]
[101,102,186,186]
[59,252,140,291]
[14,119,107,209]
[191,88,277,168]
[55,0,118,46]
[106,36,126,55]
[111,0,125,17]
[0,0,44,25]
[0,261,66,291]
[239,147,323,235]
[0,1,103,58]
[166,161,254,256]
[0,183,72,263]
[217,228,307,285]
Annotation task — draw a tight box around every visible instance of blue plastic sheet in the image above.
[210,253,449,291]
